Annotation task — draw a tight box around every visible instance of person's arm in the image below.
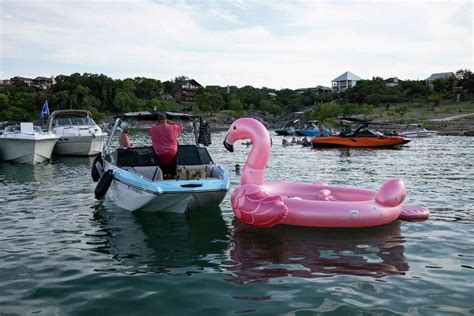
[125,134,133,148]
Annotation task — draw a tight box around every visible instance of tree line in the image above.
[0,69,472,122]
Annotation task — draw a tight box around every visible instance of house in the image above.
[10,76,34,86]
[10,75,55,90]
[206,85,230,94]
[295,86,332,95]
[172,79,202,102]
[267,92,277,100]
[385,77,399,87]
[426,72,455,88]
[331,71,362,93]
[32,76,55,90]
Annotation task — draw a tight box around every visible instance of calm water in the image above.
[1,132,473,315]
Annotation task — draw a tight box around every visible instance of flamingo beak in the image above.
[223,133,234,152]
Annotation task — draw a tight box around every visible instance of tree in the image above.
[0,93,9,112]
[259,99,281,115]
[456,69,474,93]
[197,91,225,112]
[228,94,244,113]
[3,106,31,121]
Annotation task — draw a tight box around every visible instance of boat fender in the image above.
[95,170,113,199]
[91,154,103,182]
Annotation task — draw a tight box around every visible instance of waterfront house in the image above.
[426,72,455,88]
[332,71,362,93]
[267,92,277,100]
[172,79,202,102]
[206,85,230,94]
[9,76,55,90]
[10,76,34,86]
[295,86,332,95]
[385,77,400,87]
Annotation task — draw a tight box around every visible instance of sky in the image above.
[0,0,472,89]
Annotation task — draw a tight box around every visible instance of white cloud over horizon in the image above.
[0,0,472,88]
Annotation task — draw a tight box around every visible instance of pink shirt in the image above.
[148,123,183,165]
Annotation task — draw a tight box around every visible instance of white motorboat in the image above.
[0,122,59,164]
[91,111,229,213]
[399,124,438,138]
[48,110,107,156]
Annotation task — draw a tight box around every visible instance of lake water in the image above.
[1,132,473,315]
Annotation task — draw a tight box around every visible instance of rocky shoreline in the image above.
[205,112,474,136]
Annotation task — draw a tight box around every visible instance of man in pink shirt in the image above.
[148,113,183,177]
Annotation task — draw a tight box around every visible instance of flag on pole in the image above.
[40,99,50,125]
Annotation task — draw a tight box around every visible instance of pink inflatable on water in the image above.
[223,118,429,228]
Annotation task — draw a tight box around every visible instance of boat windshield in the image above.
[54,117,97,127]
[3,125,44,134]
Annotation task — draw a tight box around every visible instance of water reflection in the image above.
[227,221,408,284]
[91,202,409,282]
[91,205,230,273]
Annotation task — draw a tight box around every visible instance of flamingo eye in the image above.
[233,125,237,130]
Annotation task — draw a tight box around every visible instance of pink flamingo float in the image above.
[223,118,429,228]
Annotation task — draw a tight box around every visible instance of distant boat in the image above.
[0,122,59,164]
[295,121,331,137]
[275,119,300,136]
[399,124,438,138]
[48,110,107,156]
[312,124,410,148]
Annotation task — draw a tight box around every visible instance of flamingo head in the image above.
[223,118,270,153]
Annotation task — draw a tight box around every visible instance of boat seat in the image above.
[129,166,163,181]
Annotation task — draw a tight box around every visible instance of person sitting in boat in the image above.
[301,137,308,144]
[282,139,288,146]
[148,112,183,178]
[291,137,297,144]
[119,120,133,149]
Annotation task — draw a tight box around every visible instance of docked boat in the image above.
[92,111,229,213]
[399,124,438,138]
[312,124,411,148]
[48,110,107,156]
[0,122,59,164]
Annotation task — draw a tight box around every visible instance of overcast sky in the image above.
[1,0,472,88]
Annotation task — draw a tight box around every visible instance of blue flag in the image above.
[40,99,49,124]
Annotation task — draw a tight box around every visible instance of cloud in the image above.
[0,0,472,88]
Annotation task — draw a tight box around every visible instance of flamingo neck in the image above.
[241,136,270,186]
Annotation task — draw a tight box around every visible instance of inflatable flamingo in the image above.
[223,118,429,228]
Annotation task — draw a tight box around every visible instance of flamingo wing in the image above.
[231,184,288,228]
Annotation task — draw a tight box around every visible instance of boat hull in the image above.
[312,136,410,148]
[0,138,58,164]
[108,179,228,213]
[54,134,106,156]
[275,129,296,136]
[295,130,320,137]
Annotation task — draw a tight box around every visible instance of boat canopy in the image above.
[50,110,92,118]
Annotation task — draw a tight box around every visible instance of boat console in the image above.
[112,145,219,181]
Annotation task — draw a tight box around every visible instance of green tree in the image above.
[228,94,244,113]
[0,93,9,112]
[3,106,31,121]
[197,91,225,112]
[259,99,281,115]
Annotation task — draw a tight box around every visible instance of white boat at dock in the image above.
[48,110,107,156]
[0,122,59,164]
